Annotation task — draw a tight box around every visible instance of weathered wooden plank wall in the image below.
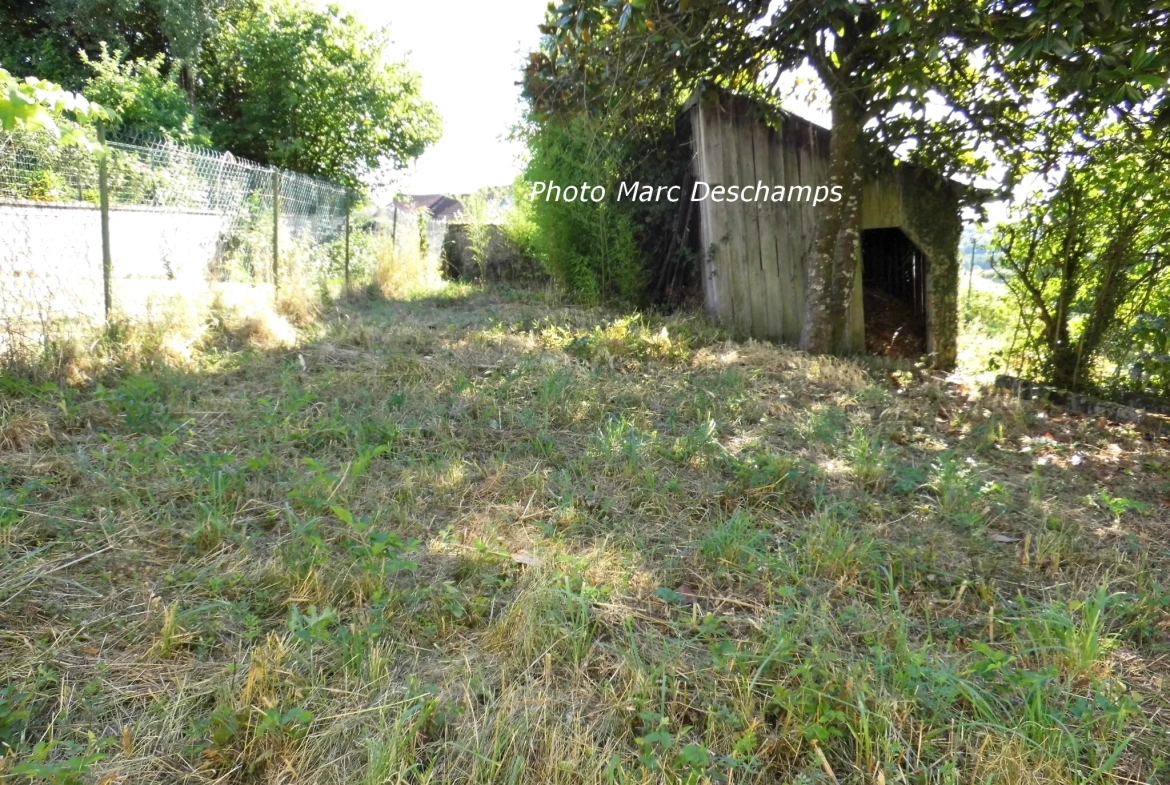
[690,97,724,320]
[689,87,962,364]
[690,91,861,347]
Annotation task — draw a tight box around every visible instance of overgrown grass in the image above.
[2,287,1169,784]
[375,233,445,300]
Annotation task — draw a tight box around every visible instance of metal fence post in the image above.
[272,170,281,292]
[344,189,352,294]
[97,124,112,320]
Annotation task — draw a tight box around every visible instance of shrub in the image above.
[81,45,210,145]
[521,117,644,304]
[520,112,697,306]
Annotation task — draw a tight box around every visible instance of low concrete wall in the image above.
[1,200,224,277]
[1,200,228,321]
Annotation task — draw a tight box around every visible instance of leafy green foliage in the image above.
[11,740,106,785]
[198,0,441,187]
[523,0,1032,351]
[255,707,313,739]
[332,502,421,579]
[521,118,644,304]
[80,45,210,145]
[992,128,1170,392]
[0,66,109,142]
[527,1,1168,354]
[3,0,439,187]
[1124,315,1170,398]
[96,374,173,435]
[984,0,1169,120]
[0,0,222,89]
[0,686,32,753]
[499,177,540,261]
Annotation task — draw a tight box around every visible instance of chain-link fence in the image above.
[0,128,378,353]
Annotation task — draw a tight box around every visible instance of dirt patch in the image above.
[864,287,927,358]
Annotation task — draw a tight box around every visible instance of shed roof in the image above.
[684,83,992,207]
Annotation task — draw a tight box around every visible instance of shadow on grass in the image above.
[2,283,1170,784]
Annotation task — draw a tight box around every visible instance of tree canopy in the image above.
[0,0,441,188]
[522,0,1168,362]
[80,45,210,146]
[0,0,233,90]
[197,0,441,188]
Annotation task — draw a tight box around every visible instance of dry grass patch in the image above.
[2,286,1169,784]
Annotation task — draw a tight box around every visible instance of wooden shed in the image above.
[685,86,966,367]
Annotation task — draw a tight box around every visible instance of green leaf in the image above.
[281,708,314,726]
[679,743,710,766]
[639,729,674,747]
[654,586,685,604]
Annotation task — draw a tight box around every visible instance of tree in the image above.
[0,0,232,91]
[198,0,441,188]
[757,1,1016,358]
[992,129,1170,392]
[1,0,442,188]
[80,45,210,145]
[525,1,1168,364]
[970,3,1169,391]
[526,1,1031,364]
[981,1,1169,122]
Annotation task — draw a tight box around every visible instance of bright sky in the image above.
[336,0,549,196]
[333,1,1011,224]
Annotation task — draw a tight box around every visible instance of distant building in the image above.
[391,188,515,225]
[396,194,467,222]
[368,189,518,264]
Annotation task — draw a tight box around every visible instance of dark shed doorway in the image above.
[862,228,928,357]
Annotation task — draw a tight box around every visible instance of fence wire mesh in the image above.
[0,128,367,352]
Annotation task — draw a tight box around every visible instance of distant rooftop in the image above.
[392,188,515,223]
[396,194,466,221]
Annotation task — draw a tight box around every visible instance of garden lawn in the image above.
[2,286,1170,784]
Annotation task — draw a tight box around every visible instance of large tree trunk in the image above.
[800,89,865,355]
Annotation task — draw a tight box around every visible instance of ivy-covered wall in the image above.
[896,166,963,370]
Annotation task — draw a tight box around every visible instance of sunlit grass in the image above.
[1,287,1168,784]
